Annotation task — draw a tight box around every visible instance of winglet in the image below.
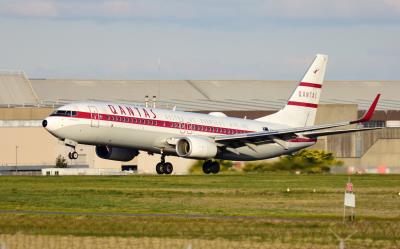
[351,94,381,124]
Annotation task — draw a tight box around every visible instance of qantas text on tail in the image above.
[42,54,381,174]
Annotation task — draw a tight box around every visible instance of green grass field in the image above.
[0,173,399,248]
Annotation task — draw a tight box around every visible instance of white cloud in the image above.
[0,18,398,80]
[383,0,400,13]
[0,0,399,24]
[0,2,398,80]
[254,0,400,21]
[0,0,58,18]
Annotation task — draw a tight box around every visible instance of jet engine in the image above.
[95,145,139,161]
[176,137,218,159]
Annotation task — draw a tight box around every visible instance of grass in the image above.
[0,173,399,248]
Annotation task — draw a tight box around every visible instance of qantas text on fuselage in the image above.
[42,54,382,174]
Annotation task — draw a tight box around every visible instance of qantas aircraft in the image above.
[42,54,381,174]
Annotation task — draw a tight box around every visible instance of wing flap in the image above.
[302,127,383,138]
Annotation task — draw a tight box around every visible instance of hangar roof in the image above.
[0,71,39,106]
[0,72,398,111]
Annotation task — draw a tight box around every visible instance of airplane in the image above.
[42,54,382,174]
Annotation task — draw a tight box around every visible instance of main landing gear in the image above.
[156,154,173,175]
[202,160,220,174]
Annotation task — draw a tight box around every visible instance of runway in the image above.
[0,209,324,222]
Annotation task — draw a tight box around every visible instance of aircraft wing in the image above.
[214,94,381,145]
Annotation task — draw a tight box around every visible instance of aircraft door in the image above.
[179,122,186,134]
[187,122,192,135]
[88,106,100,127]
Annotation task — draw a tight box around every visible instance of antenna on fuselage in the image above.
[145,95,149,108]
[153,95,157,108]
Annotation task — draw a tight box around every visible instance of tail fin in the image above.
[256,54,328,127]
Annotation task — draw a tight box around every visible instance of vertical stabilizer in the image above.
[256,54,328,127]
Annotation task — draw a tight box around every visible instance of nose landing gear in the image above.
[68,151,79,160]
[202,160,220,174]
[156,153,173,175]
[64,139,79,160]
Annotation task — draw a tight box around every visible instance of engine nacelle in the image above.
[95,145,139,162]
[176,137,218,159]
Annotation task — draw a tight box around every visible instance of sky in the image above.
[0,0,399,80]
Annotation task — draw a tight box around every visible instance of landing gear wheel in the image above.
[202,160,212,174]
[156,163,164,175]
[210,161,220,174]
[155,152,173,175]
[68,150,78,160]
[164,162,173,175]
[71,151,78,160]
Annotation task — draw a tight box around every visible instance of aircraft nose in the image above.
[42,117,57,132]
[42,117,60,137]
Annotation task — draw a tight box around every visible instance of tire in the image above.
[156,163,164,174]
[164,162,173,175]
[68,152,72,160]
[202,160,212,174]
[210,161,220,174]
[71,151,79,160]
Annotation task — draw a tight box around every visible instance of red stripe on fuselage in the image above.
[299,82,322,88]
[71,111,251,135]
[287,101,318,108]
[56,111,316,143]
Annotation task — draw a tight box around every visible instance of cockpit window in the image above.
[50,110,77,117]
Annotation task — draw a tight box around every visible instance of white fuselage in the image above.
[44,102,316,161]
